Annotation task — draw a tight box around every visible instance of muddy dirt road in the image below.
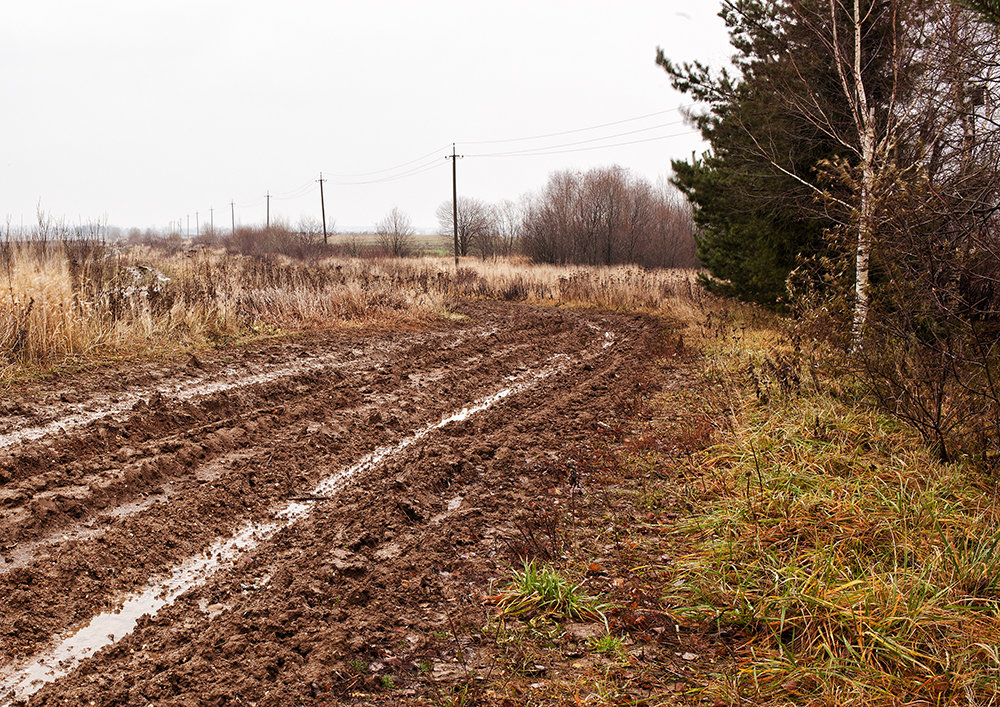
[0,302,665,705]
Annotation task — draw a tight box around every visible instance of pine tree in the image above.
[659,0,924,332]
[658,1,840,305]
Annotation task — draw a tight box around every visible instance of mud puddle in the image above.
[0,324,498,451]
[0,352,579,706]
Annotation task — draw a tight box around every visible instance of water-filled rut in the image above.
[0,302,657,706]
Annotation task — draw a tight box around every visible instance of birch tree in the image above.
[662,0,931,347]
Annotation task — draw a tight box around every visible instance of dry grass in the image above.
[0,240,704,382]
[666,308,1000,704]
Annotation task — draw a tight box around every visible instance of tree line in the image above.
[373,166,699,268]
[660,0,1000,459]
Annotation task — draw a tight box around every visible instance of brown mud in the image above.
[0,301,679,706]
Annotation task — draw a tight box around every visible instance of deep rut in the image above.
[0,302,660,706]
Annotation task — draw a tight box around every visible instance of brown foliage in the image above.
[520,166,697,268]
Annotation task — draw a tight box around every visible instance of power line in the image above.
[460,106,691,145]
[323,144,452,179]
[328,158,446,186]
[467,129,701,158]
[272,181,316,201]
[273,179,316,198]
[467,120,693,157]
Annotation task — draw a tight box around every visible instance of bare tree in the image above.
[519,166,698,267]
[854,5,1000,459]
[297,215,323,238]
[491,200,524,257]
[375,207,414,257]
[436,197,491,258]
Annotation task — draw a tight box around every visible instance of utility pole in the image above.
[317,172,328,245]
[445,143,463,267]
[230,201,235,234]
[266,191,270,229]
[195,211,199,237]
[209,208,214,235]
[186,214,190,237]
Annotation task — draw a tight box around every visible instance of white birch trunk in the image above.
[852,133,875,351]
[849,0,875,352]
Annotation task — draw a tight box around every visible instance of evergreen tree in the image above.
[658,2,838,305]
[660,0,919,317]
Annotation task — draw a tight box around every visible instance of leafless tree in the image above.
[296,215,323,238]
[436,197,491,258]
[854,5,1000,459]
[375,207,414,257]
[490,200,524,258]
[519,166,697,267]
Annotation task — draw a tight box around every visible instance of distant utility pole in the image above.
[445,143,464,267]
[186,214,190,237]
[266,191,271,229]
[230,201,236,234]
[196,211,200,236]
[317,172,328,245]
[209,208,214,235]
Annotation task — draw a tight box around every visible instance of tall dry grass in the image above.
[664,306,1000,704]
[0,241,705,381]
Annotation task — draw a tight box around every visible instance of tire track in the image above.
[0,303,644,705]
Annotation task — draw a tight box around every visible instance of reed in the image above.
[0,241,705,381]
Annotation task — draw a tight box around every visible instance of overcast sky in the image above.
[1,1,732,234]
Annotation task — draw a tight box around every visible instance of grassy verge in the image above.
[668,308,1000,704]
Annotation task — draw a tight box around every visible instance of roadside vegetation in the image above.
[0,224,700,382]
[672,310,1000,704]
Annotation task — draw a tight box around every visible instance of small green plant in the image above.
[378,674,396,689]
[588,633,626,658]
[489,560,609,627]
[347,658,367,674]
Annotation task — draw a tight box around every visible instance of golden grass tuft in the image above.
[0,243,705,382]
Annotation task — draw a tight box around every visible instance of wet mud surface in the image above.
[0,301,668,705]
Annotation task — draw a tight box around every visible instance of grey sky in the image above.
[2,1,731,233]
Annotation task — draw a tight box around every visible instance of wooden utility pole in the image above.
[209,207,214,235]
[230,201,235,234]
[266,191,270,229]
[445,143,463,266]
[186,214,190,237]
[317,172,328,244]
[195,211,200,236]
